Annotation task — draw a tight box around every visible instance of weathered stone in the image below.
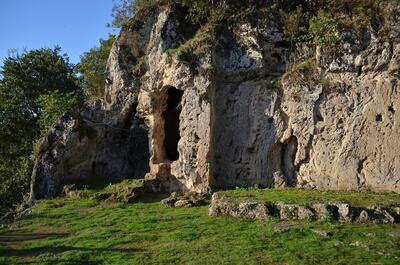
[334,241,344,247]
[30,2,400,199]
[310,203,336,221]
[368,206,396,224]
[277,203,315,221]
[350,241,370,251]
[161,197,176,207]
[359,210,371,222]
[311,229,333,238]
[237,202,273,219]
[333,203,359,223]
[18,209,31,220]
[162,191,210,208]
[274,222,303,233]
[174,200,192,208]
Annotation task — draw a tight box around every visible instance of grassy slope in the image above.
[0,193,399,265]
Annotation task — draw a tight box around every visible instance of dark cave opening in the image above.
[281,135,299,187]
[163,87,183,161]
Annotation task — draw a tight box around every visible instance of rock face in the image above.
[208,193,400,223]
[30,2,400,199]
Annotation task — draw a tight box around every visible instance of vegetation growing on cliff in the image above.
[75,34,116,100]
[279,0,386,46]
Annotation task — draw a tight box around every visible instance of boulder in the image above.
[162,192,210,208]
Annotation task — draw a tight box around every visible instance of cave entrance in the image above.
[163,87,183,161]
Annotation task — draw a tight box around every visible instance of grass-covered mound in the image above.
[218,188,400,208]
[0,190,399,264]
[62,179,147,203]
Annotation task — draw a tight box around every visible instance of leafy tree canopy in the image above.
[75,34,116,100]
[0,47,82,214]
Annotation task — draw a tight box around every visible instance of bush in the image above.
[109,0,137,28]
[307,10,338,46]
[111,0,251,27]
[0,157,32,216]
[280,6,307,45]
[75,35,116,100]
[278,0,385,45]
[38,90,80,135]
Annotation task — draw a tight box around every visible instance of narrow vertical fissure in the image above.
[163,87,183,161]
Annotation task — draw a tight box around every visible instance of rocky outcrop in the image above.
[161,191,210,207]
[209,193,400,223]
[62,180,150,203]
[31,1,400,199]
[29,101,150,199]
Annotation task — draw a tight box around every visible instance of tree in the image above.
[0,47,82,215]
[38,90,80,135]
[75,34,116,100]
[109,0,136,28]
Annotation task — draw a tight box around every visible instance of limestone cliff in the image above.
[30,1,400,199]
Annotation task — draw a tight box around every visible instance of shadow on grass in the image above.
[0,232,68,243]
[8,257,103,265]
[137,192,170,203]
[2,245,141,257]
[0,231,141,262]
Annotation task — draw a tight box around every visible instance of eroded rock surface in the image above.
[31,1,400,199]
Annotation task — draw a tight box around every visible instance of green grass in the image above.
[0,193,399,264]
[63,179,145,199]
[218,188,400,208]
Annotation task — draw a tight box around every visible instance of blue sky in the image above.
[0,0,116,65]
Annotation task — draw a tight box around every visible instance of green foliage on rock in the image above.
[280,6,306,45]
[109,0,137,28]
[75,34,116,100]
[279,0,384,46]
[38,90,80,135]
[307,10,338,46]
[0,47,82,215]
[280,8,339,47]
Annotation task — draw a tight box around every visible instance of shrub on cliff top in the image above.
[111,0,251,26]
